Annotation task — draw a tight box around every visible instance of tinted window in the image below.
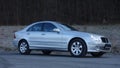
[43,23,56,32]
[27,23,42,31]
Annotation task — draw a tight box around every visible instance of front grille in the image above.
[100,44,111,50]
[101,37,109,43]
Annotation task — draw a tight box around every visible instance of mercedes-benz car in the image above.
[13,21,111,57]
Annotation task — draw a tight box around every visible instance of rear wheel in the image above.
[91,52,105,57]
[18,40,31,55]
[69,39,87,57]
[42,50,52,55]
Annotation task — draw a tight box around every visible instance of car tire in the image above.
[18,40,31,55]
[42,50,52,55]
[69,39,87,57]
[91,52,105,57]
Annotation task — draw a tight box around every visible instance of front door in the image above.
[41,23,66,49]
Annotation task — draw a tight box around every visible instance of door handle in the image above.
[27,33,30,35]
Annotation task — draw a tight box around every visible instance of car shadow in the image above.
[29,52,108,58]
[0,51,110,58]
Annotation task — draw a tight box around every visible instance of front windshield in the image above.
[58,23,78,31]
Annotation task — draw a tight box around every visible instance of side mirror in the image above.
[53,28,60,33]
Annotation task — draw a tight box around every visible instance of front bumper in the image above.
[88,43,112,53]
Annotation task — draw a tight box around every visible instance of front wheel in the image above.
[18,40,31,55]
[69,39,87,57]
[91,52,105,57]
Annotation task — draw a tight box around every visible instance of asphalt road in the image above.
[0,51,120,68]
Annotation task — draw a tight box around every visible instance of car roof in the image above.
[33,21,59,24]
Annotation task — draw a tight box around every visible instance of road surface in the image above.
[0,51,120,68]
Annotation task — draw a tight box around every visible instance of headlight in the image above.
[91,35,101,42]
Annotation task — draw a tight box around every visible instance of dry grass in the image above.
[0,46,17,52]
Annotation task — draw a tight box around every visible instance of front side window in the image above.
[43,23,57,32]
[27,23,42,31]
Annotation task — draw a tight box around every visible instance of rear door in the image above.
[26,23,44,47]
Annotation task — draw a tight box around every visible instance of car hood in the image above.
[64,31,104,38]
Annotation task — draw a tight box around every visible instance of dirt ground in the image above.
[0,25,120,54]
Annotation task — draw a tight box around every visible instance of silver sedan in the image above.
[13,21,111,57]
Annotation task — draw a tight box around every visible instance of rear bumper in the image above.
[13,39,19,48]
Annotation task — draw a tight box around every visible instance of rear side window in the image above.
[43,23,56,32]
[27,23,42,31]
